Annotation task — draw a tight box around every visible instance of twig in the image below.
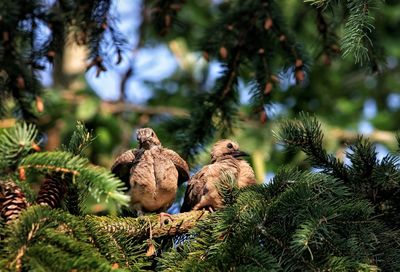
[100,101,188,117]
[0,119,16,128]
[60,91,188,117]
[329,128,396,145]
[119,67,133,102]
[11,223,40,271]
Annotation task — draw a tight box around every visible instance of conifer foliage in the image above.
[1,0,387,159]
[163,0,308,160]
[158,0,384,160]
[1,117,400,271]
[1,0,398,271]
[159,115,400,271]
[0,0,123,118]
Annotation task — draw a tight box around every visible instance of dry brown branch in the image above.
[100,101,188,117]
[329,128,396,145]
[60,91,188,117]
[0,118,16,128]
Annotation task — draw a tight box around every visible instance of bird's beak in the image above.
[228,150,249,158]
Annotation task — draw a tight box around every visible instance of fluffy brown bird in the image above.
[181,139,256,212]
[112,128,189,215]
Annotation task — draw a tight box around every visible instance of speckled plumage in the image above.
[112,128,189,213]
[181,139,256,212]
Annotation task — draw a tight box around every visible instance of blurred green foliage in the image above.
[6,0,397,184]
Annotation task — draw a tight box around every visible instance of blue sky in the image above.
[86,0,253,105]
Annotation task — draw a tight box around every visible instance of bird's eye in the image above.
[151,132,155,137]
[227,143,233,149]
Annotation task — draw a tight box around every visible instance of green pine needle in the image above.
[341,1,375,64]
[0,122,38,169]
[0,205,123,272]
[304,0,330,8]
[63,121,94,156]
[19,151,129,207]
[274,112,348,181]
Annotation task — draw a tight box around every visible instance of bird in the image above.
[111,128,189,217]
[181,139,256,212]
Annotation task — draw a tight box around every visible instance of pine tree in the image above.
[1,0,399,271]
[0,0,390,159]
[1,116,400,271]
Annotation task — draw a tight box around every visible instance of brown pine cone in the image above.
[0,181,29,224]
[36,177,66,208]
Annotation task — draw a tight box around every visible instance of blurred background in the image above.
[3,0,400,212]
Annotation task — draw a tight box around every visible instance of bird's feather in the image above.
[111,149,138,190]
[161,148,190,185]
[181,139,256,212]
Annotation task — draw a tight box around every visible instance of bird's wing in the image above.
[181,159,242,212]
[237,160,257,187]
[180,165,213,212]
[111,149,139,190]
[161,148,190,185]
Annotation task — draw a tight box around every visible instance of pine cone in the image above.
[36,177,66,208]
[0,189,4,215]
[0,181,29,224]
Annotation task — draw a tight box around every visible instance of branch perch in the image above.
[86,210,209,240]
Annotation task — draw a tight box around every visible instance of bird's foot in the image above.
[135,210,145,217]
[207,206,214,213]
[158,212,174,226]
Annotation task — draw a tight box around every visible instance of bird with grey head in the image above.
[181,139,256,212]
[112,128,189,218]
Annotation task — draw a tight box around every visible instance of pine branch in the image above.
[276,114,400,233]
[165,0,310,160]
[305,0,383,67]
[373,154,400,191]
[275,112,348,182]
[84,211,209,268]
[163,60,240,161]
[63,121,93,156]
[159,170,399,271]
[304,0,332,9]
[314,6,340,65]
[146,0,186,36]
[26,243,118,272]
[36,121,94,212]
[19,151,129,208]
[346,136,377,186]
[86,210,208,241]
[0,205,121,272]
[369,154,400,226]
[63,182,83,216]
[341,0,376,65]
[0,0,124,116]
[0,1,49,118]
[1,204,209,271]
[0,122,39,170]
[20,151,87,175]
